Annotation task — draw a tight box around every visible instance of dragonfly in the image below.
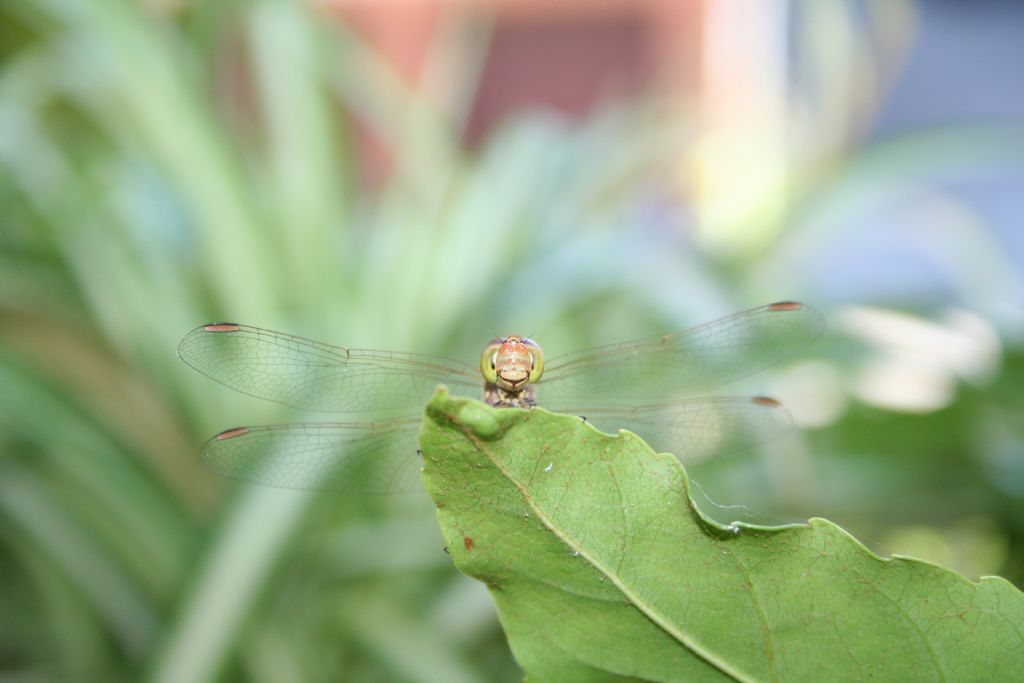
[178,301,823,493]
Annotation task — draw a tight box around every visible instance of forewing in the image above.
[178,323,479,414]
[539,302,823,404]
[560,396,795,464]
[203,420,423,492]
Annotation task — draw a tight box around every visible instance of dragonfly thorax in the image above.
[480,335,545,407]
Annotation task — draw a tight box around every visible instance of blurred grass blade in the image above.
[146,487,312,683]
[249,1,350,309]
[0,463,159,658]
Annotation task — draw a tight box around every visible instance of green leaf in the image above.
[420,389,1024,683]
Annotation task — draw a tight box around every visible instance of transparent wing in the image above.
[203,419,423,492]
[178,323,480,414]
[561,396,794,464]
[539,302,823,405]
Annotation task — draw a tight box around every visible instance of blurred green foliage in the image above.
[1,1,1022,682]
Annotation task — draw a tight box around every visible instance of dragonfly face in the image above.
[480,335,545,408]
[178,301,824,492]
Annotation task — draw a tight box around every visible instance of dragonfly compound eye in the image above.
[480,341,501,384]
[524,339,544,383]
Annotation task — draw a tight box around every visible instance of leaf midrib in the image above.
[452,412,756,683]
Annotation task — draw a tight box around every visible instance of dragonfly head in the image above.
[481,335,545,392]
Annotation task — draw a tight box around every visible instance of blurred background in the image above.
[2,0,1023,680]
